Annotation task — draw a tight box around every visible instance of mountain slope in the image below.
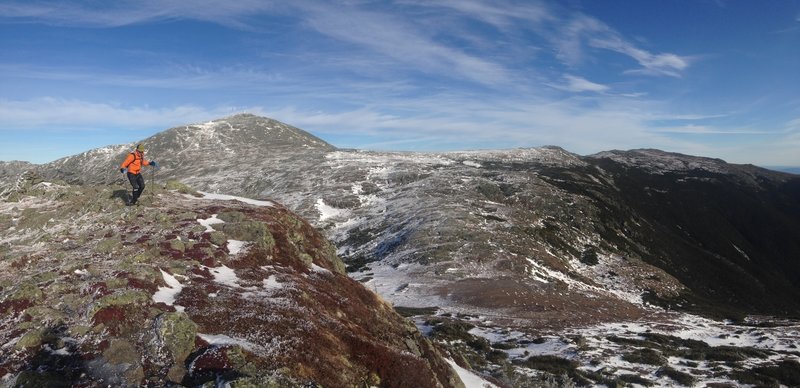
[20,115,800,323]
[549,149,800,316]
[0,180,463,387]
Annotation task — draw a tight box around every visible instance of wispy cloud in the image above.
[295,3,513,87]
[554,15,691,77]
[0,1,281,29]
[0,97,247,129]
[547,74,610,93]
[1,63,286,91]
[398,0,553,28]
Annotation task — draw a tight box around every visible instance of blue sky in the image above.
[1,0,799,166]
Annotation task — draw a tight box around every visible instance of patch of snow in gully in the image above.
[315,198,348,222]
[153,269,185,312]
[446,359,498,388]
[197,214,224,232]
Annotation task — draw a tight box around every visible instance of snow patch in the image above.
[311,263,331,274]
[315,198,348,221]
[209,265,241,288]
[462,160,482,168]
[197,333,261,352]
[263,275,283,290]
[153,269,185,312]
[227,240,249,255]
[197,214,224,232]
[446,359,498,388]
[196,191,274,207]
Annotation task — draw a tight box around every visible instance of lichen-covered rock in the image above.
[208,231,227,246]
[0,185,464,387]
[7,281,44,302]
[14,328,47,350]
[219,220,275,250]
[168,238,186,252]
[89,290,151,320]
[151,312,197,381]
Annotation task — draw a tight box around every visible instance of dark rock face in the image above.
[0,183,463,387]
[574,151,800,317]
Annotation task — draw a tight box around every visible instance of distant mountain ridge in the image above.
[6,114,800,323]
[765,166,800,175]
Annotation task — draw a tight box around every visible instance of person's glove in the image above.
[150,161,158,167]
[120,168,127,174]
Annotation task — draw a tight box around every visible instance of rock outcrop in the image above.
[0,181,463,387]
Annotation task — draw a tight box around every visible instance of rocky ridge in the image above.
[5,114,800,386]
[0,175,465,387]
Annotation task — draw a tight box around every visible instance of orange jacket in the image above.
[120,150,150,174]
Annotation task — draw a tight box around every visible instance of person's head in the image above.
[136,144,145,152]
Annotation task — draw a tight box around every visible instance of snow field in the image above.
[451,310,800,387]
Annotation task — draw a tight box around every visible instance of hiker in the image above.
[119,143,158,206]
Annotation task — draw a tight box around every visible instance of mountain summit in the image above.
[146,113,335,152]
[44,114,334,186]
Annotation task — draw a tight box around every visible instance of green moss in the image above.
[177,211,199,221]
[164,180,199,195]
[154,312,198,364]
[132,251,157,263]
[9,282,44,301]
[209,231,227,246]
[89,290,151,320]
[220,221,275,250]
[218,211,247,223]
[95,237,122,254]
[106,277,129,289]
[298,253,313,268]
[322,242,346,274]
[15,328,47,350]
[24,306,65,324]
[17,208,54,230]
[69,325,92,337]
[33,271,59,284]
[168,238,186,252]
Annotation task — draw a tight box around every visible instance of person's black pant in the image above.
[127,172,145,203]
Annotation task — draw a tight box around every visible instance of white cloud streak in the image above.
[548,75,610,93]
[295,3,513,86]
[0,1,280,29]
[0,97,247,129]
[554,15,691,77]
